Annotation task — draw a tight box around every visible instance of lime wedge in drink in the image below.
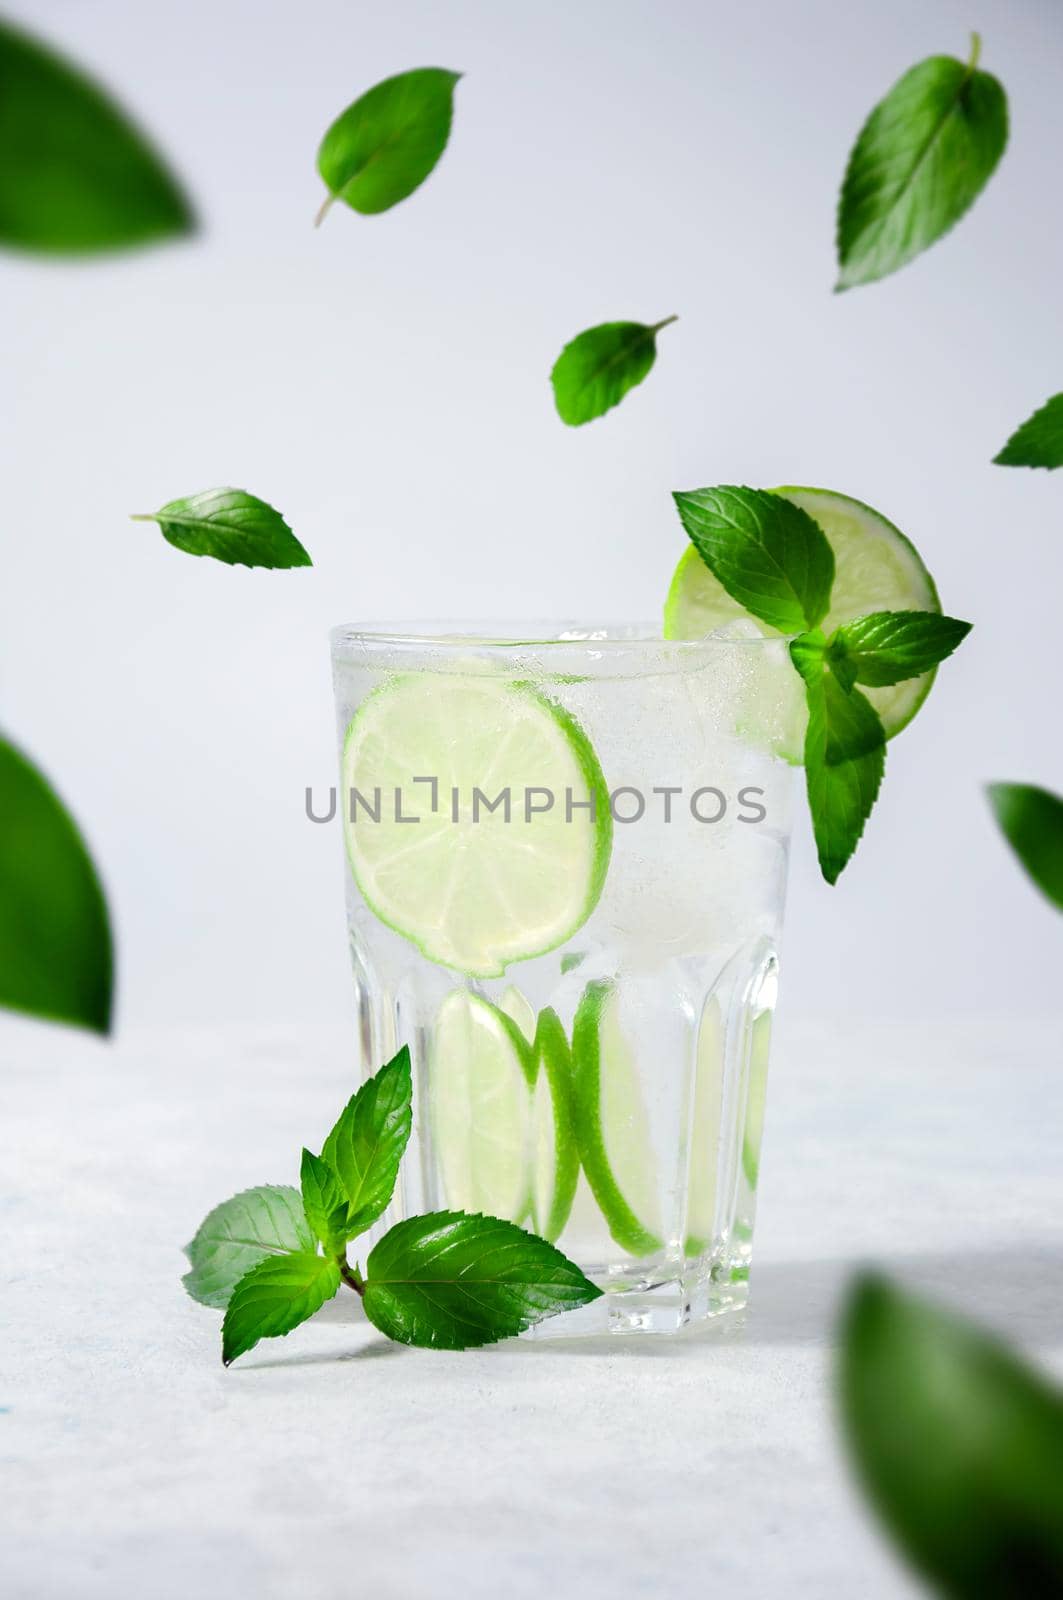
[664,486,941,757]
[685,994,724,1255]
[430,989,535,1222]
[741,1010,773,1189]
[528,1007,581,1243]
[571,981,662,1256]
[341,675,612,976]
[499,984,537,1043]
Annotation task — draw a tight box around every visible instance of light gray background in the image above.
[3,0,1062,1029]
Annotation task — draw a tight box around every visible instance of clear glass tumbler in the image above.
[330,623,800,1335]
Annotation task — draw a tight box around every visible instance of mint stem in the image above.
[967,31,982,72]
[314,192,336,229]
[339,1256,365,1296]
[652,314,679,334]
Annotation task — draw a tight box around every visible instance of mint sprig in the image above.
[186,1048,601,1364]
[674,487,972,882]
[986,782,1063,911]
[993,393,1063,471]
[316,68,461,225]
[551,317,677,427]
[132,488,312,570]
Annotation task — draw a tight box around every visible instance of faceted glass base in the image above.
[524,1263,750,1339]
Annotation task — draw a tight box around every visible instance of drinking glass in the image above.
[330,623,800,1335]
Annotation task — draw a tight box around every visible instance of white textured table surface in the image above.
[4,1016,1063,1600]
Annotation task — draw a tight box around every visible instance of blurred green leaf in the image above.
[840,1274,1063,1597]
[0,15,194,255]
[0,734,113,1032]
[986,783,1063,912]
[316,67,460,222]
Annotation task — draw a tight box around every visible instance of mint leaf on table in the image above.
[222,1252,341,1366]
[791,639,885,884]
[0,733,113,1034]
[840,1274,1063,1597]
[316,68,461,225]
[836,34,1007,291]
[986,783,1063,912]
[827,611,971,691]
[300,1149,352,1253]
[673,486,835,634]
[550,317,677,426]
[0,17,194,256]
[321,1045,413,1236]
[994,394,1063,471]
[361,1212,602,1349]
[132,489,312,570]
[183,1186,315,1309]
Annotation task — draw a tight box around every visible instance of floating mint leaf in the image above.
[828,611,971,689]
[321,1047,413,1237]
[183,1185,315,1309]
[840,1275,1063,1596]
[551,317,677,426]
[994,394,1063,471]
[361,1212,603,1349]
[316,67,461,223]
[673,486,835,634]
[300,1149,351,1253]
[222,1252,341,1366]
[0,734,113,1033]
[986,783,1063,912]
[836,34,1007,291]
[791,640,885,883]
[0,16,194,255]
[132,489,312,570]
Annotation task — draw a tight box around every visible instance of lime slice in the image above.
[664,486,941,753]
[430,990,535,1221]
[528,1007,580,1243]
[499,985,537,1043]
[740,1010,773,1189]
[342,675,612,976]
[685,994,724,1255]
[571,981,661,1255]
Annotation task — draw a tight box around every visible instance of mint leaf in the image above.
[673,486,835,633]
[841,1275,1063,1596]
[300,1149,351,1252]
[828,611,971,689]
[550,317,677,427]
[0,734,113,1034]
[321,1046,413,1236]
[0,17,194,255]
[836,34,1007,291]
[316,68,460,223]
[994,394,1063,471]
[362,1212,602,1348]
[132,488,311,570]
[987,783,1063,912]
[182,1185,315,1309]
[792,640,885,883]
[222,1252,341,1365]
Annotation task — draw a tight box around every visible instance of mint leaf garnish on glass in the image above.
[0,733,113,1034]
[183,1185,316,1309]
[132,489,312,570]
[986,783,1063,912]
[840,1275,1063,1596]
[835,33,1007,291]
[672,486,972,882]
[551,317,677,427]
[185,1048,601,1364]
[673,486,834,633]
[315,68,461,226]
[0,16,195,256]
[994,394,1063,471]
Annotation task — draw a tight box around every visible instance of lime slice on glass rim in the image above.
[341,674,612,976]
[571,981,662,1256]
[664,486,941,758]
[430,989,535,1222]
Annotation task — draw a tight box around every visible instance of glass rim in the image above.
[330,619,790,653]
